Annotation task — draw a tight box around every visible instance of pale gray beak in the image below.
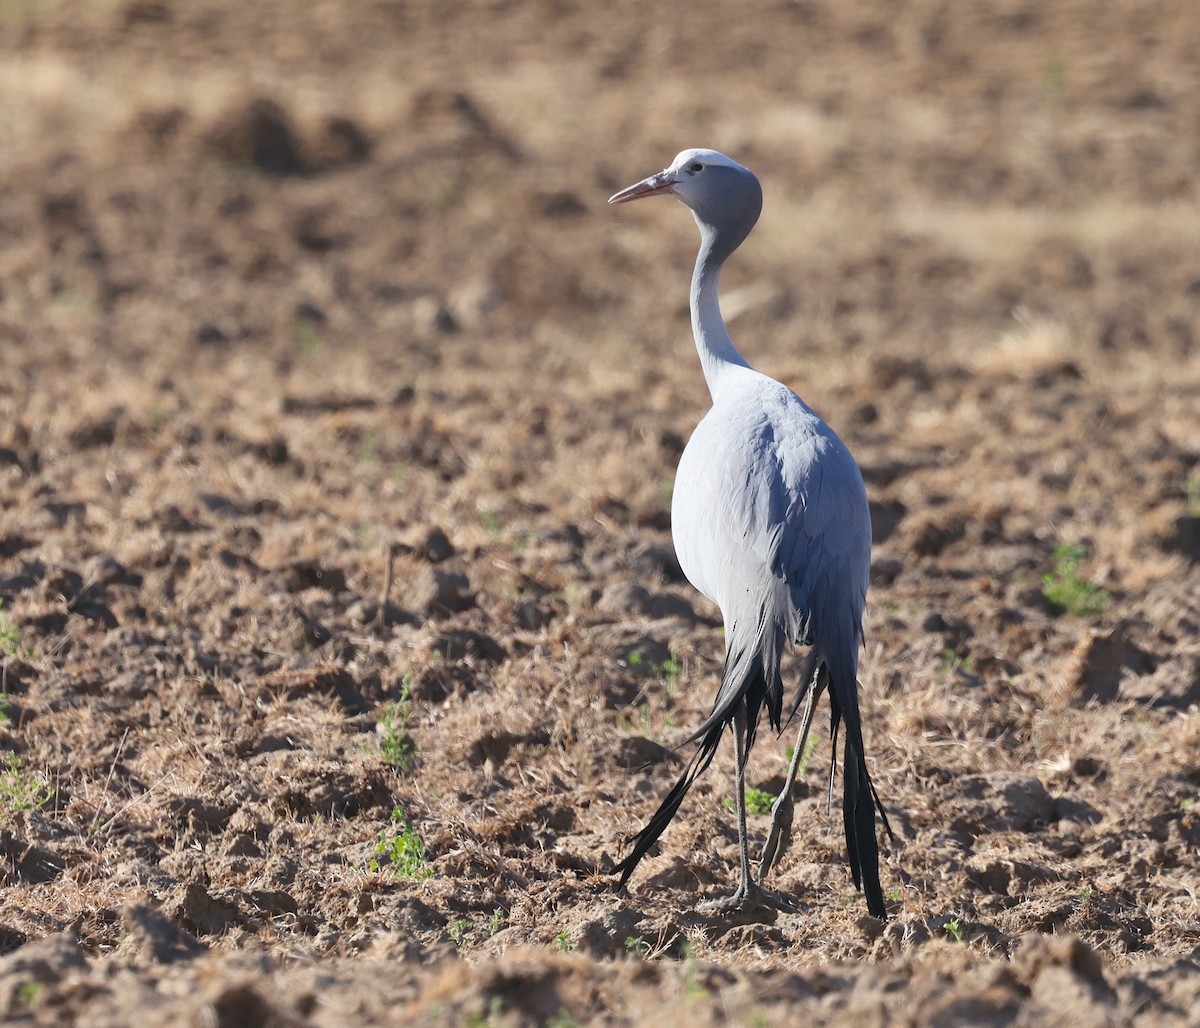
[608,169,679,204]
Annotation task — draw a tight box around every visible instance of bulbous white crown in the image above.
[666,149,752,176]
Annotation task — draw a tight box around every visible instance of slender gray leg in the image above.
[698,706,800,914]
[761,667,827,878]
[732,705,753,896]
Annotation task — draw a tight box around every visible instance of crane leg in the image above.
[761,665,827,877]
[697,705,800,914]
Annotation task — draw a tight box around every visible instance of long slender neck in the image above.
[690,224,750,397]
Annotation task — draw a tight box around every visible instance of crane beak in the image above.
[608,169,679,204]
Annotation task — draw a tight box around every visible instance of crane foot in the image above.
[696,881,800,915]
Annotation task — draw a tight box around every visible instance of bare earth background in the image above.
[0,0,1198,1024]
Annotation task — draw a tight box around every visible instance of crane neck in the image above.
[690,224,751,396]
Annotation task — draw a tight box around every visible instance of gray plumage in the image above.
[608,148,893,916]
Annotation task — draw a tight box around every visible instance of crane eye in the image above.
[687,162,704,174]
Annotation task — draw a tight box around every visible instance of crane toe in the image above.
[696,881,801,915]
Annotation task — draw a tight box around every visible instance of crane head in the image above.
[609,149,762,254]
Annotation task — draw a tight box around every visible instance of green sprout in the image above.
[0,753,54,817]
[1041,57,1066,97]
[681,940,705,1000]
[480,510,502,535]
[365,807,433,878]
[723,787,776,815]
[294,320,323,357]
[940,649,976,677]
[617,703,673,743]
[374,677,416,774]
[448,917,471,947]
[1186,474,1200,516]
[654,653,684,688]
[0,601,24,657]
[627,650,683,689]
[786,736,820,775]
[624,935,651,958]
[1041,543,1110,617]
[464,997,505,1028]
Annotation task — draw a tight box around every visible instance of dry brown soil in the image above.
[1,1,1199,1024]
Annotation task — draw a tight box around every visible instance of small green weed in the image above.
[944,917,963,942]
[722,787,776,815]
[365,807,433,879]
[1041,543,1110,617]
[115,928,137,960]
[1186,473,1200,515]
[553,930,575,952]
[627,650,683,688]
[448,917,471,947]
[17,981,40,1006]
[887,888,902,902]
[744,787,775,814]
[940,649,976,677]
[464,996,505,1028]
[0,601,24,657]
[487,907,506,935]
[294,320,323,357]
[655,653,684,689]
[374,678,416,774]
[356,522,377,553]
[785,737,820,773]
[358,430,378,470]
[624,935,651,958]
[0,753,54,817]
[1041,57,1066,97]
[681,940,705,1000]
[617,703,674,743]
[0,697,9,731]
[480,510,502,535]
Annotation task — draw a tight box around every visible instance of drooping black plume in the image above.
[612,632,782,890]
[611,717,724,890]
[825,649,894,919]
